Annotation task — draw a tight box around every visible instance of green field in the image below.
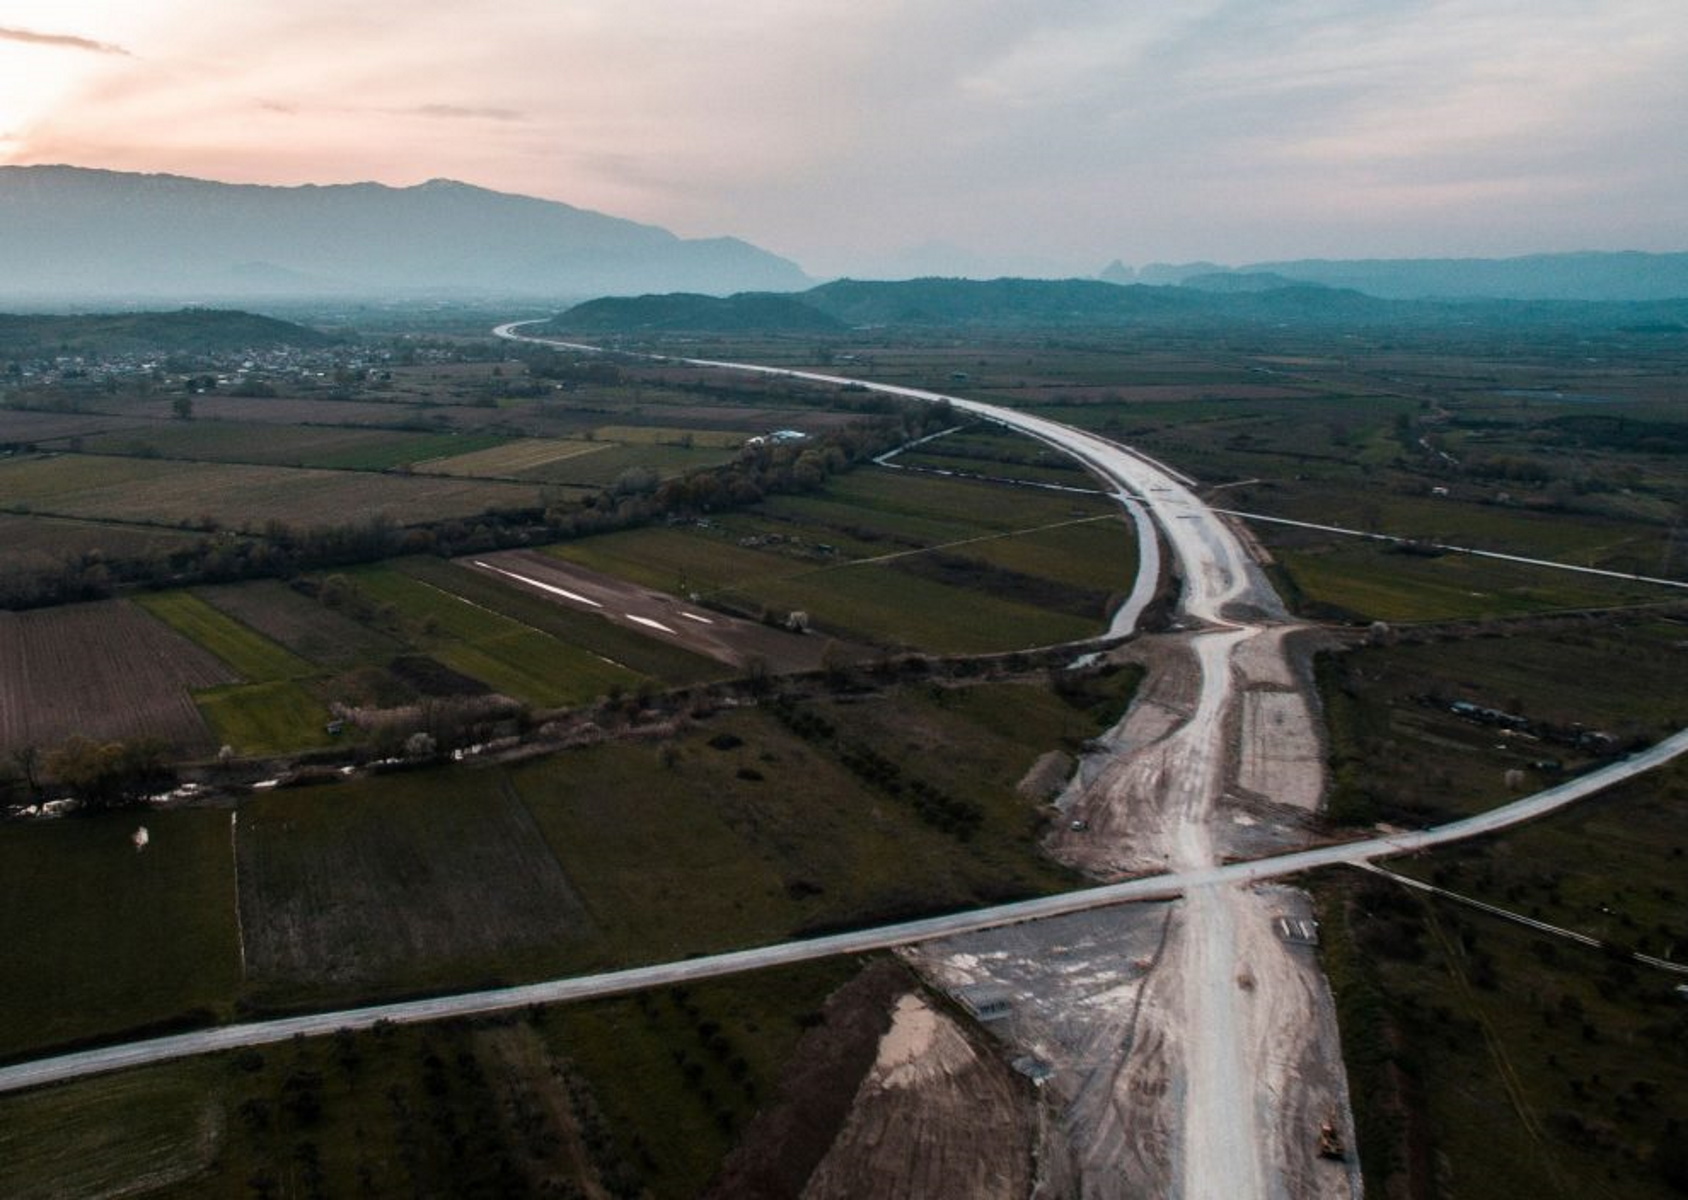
[550,466,1135,653]
[136,591,316,682]
[75,422,509,471]
[1275,543,1660,622]
[392,557,726,685]
[346,564,646,707]
[551,526,799,593]
[0,807,240,1059]
[134,591,337,754]
[1319,760,1688,1200]
[197,679,334,756]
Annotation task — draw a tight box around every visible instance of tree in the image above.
[172,394,194,420]
[44,736,172,808]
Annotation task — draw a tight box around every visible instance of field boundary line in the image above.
[1215,508,1688,591]
[230,812,246,982]
[1352,861,1688,975]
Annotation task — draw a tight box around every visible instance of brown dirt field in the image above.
[703,960,907,1200]
[0,514,200,572]
[706,960,1043,1200]
[5,456,540,528]
[0,410,151,443]
[469,549,870,674]
[801,992,1038,1200]
[0,598,235,753]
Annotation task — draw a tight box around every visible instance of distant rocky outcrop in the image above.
[0,165,810,301]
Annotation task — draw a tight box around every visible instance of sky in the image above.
[3,0,1686,278]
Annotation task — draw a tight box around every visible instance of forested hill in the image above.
[543,277,1688,333]
[0,309,336,356]
[551,292,846,333]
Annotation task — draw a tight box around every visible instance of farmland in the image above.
[0,956,859,1200]
[74,421,509,471]
[2,315,1685,1199]
[1,667,1126,1055]
[0,453,541,528]
[1318,611,1688,827]
[550,466,1136,653]
[0,600,235,752]
[0,806,241,1059]
[1318,758,1688,1200]
[341,564,645,707]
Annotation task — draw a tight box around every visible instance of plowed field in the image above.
[0,599,236,752]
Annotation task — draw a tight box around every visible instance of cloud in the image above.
[0,25,130,56]
[404,104,524,122]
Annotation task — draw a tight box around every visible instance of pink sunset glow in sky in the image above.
[4,0,1686,277]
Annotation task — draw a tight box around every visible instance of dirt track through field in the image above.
[467,550,858,673]
[493,324,1363,1199]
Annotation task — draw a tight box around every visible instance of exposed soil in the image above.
[801,992,1041,1200]
[702,960,908,1200]
[0,598,234,753]
[706,959,1050,1200]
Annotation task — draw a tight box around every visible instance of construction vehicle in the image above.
[1317,1117,1345,1161]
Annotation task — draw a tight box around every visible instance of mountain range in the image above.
[548,277,1688,333]
[0,165,809,302]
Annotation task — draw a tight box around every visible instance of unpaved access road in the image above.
[497,324,1333,1198]
[466,549,863,673]
[484,323,1661,1198]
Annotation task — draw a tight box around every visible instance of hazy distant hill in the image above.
[1103,252,1688,301]
[0,166,810,302]
[1180,271,1314,294]
[554,292,845,333]
[1257,252,1688,301]
[548,276,1688,333]
[0,309,334,356]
